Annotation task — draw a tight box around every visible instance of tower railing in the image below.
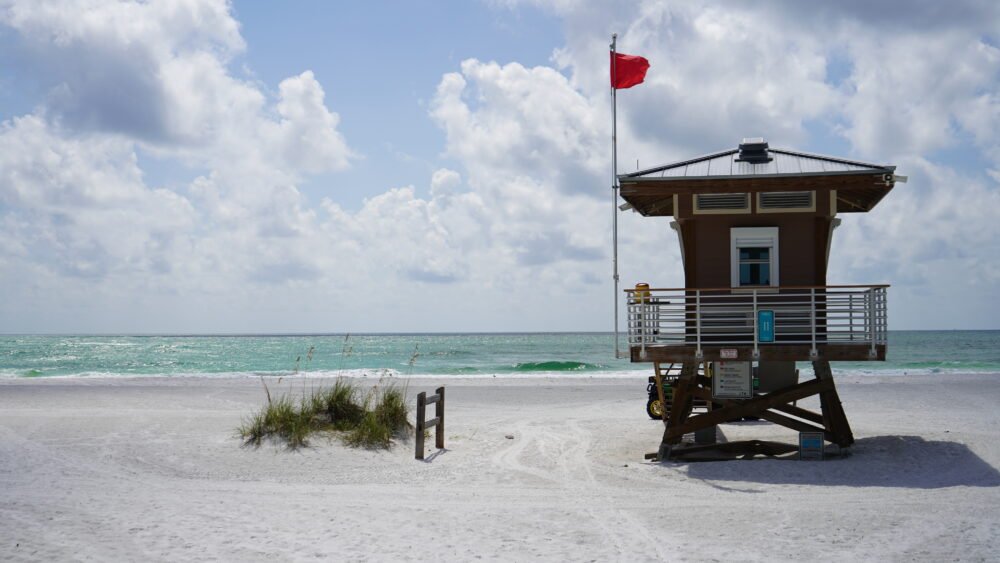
[626,285,888,359]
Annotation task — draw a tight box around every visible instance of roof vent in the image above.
[736,137,772,163]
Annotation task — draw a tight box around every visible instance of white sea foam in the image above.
[4,366,997,379]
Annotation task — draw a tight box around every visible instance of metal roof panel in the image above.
[620,143,892,182]
[772,152,802,174]
[706,154,735,176]
[685,159,711,176]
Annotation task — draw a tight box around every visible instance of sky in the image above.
[0,0,998,334]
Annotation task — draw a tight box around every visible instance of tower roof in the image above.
[618,139,898,216]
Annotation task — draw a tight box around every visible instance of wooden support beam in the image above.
[662,362,698,448]
[653,362,669,425]
[685,380,832,439]
[837,195,866,212]
[675,362,699,419]
[685,386,827,435]
[685,386,713,402]
[666,440,800,461]
[666,378,832,441]
[771,402,825,425]
[813,361,854,447]
[755,410,829,438]
[652,362,856,460]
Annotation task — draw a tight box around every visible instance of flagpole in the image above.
[611,33,620,359]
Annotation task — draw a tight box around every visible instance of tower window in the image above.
[739,247,771,286]
[731,227,779,288]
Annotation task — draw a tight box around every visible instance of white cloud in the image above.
[274,71,354,173]
[1,0,244,140]
[1,0,356,175]
[840,31,1000,160]
[0,0,361,331]
[431,59,605,196]
[430,168,462,199]
[831,157,1000,291]
[497,0,1000,328]
[0,114,195,279]
[0,0,997,331]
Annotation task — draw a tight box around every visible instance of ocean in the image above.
[1,331,998,379]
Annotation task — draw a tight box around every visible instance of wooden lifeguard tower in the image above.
[618,138,900,461]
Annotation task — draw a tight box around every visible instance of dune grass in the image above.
[344,382,411,448]
[238,376,412,450]
[238,394,313,449]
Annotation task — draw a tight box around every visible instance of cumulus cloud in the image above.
[0,0,355,173]
[505,0,1000,328]
[832,188,1000,328]
[1,0,244,141]
[0,0,997,331]
[432,59,605,196]
[520,0,1000,167]
[274,71,354,173]
[0,0,361,329]
[429,60,613,269]
[0,115,195,279]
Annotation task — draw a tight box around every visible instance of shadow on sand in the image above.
[679,435,1000,489]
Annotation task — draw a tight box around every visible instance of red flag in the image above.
[611,52,649,89]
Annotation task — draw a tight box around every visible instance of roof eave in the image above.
[619,168,894,183]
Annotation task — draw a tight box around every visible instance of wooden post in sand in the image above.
[415,387,445,460]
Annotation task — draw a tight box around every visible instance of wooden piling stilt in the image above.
[654,360,854,461]
[813,360,854,447]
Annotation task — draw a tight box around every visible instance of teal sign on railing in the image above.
[758,310,775,343]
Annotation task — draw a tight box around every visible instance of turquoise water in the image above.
[1,331,998,378]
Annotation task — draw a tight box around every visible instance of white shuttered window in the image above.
[730,227,779,288]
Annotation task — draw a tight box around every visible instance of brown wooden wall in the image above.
[675,189,835,288]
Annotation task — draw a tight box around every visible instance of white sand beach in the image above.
[2,373,999,561]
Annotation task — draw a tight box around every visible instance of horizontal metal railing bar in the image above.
[625,284,890,292]
[628,292,874,299]
[627,335,876,340]
[633,314,824,321]
[644,301,775,306]
[627,302,868,309]
[629,317,866,331]
[628,330,875,335]
[628,325,874,331]
[626,339,877,345]
[626,285,888,351]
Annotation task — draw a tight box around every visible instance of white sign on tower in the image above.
[712,361,752,399]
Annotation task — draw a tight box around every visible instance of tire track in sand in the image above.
[489,413,667,560]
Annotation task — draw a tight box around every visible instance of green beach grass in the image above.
[239,377,412,450]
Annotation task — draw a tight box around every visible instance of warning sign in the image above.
[713,361,752,399]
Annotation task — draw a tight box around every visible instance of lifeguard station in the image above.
[619,138,900,461]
